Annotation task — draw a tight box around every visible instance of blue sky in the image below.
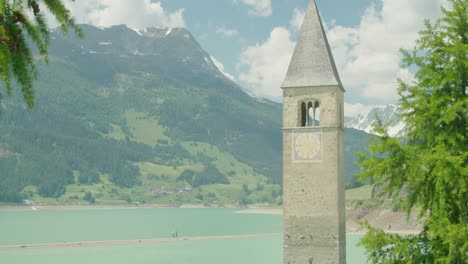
[158,0,372,89]
[63,0,447,116]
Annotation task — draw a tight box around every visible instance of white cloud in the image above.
[211,56,236,81]
[238,0,446,104]
[216,26,239,38]
[237,27,295,98]
[62,0,185,28]
[289,8,305,31]
[238,0,272,17]
[344,102,379,117]
[327,0,445,102]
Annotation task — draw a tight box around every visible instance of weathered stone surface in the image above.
[284,216,344,264]
[282,110,345,263]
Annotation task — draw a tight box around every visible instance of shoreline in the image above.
[0,205,166,211]
[0,204,216,211]
[345,229,422,236]
[0,204,280,212]
[234,208,282,215]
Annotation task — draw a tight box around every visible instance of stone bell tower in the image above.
[282,0,345,263]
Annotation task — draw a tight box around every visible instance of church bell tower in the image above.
[282,0,345,263]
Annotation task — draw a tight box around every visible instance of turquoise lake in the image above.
[0,208,366,263]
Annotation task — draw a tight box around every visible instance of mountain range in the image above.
[345,105,405,137]
[0,24,377,205]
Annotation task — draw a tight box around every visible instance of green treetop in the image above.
[357,0,467,262]
[0,0,81,108]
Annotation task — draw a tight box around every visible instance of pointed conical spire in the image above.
[282,0,343,90]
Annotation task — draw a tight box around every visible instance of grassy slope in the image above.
[346,185,373,201]
[22,107,279,205]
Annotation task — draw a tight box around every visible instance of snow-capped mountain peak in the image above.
[345,104,405,137]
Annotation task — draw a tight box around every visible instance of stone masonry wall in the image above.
[283,86,345,264]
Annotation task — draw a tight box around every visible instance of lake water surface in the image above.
[0,208,366,263]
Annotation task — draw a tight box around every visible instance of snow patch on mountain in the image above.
[127,26,176,38]
[95,25,112,31]
[240,88,273,104]
[388,121,405,137]
[131,49,144,56]
[129,27,143,36]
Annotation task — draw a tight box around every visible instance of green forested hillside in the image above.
[0,25,371,205]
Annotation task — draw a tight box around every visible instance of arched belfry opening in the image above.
[307,102,313,126]
[299,100,321,127]
[314,101,320,126]
[301,102,307,127]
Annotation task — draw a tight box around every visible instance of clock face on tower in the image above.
[293,130,322,161]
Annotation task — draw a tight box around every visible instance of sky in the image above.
[59,0,448,117]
